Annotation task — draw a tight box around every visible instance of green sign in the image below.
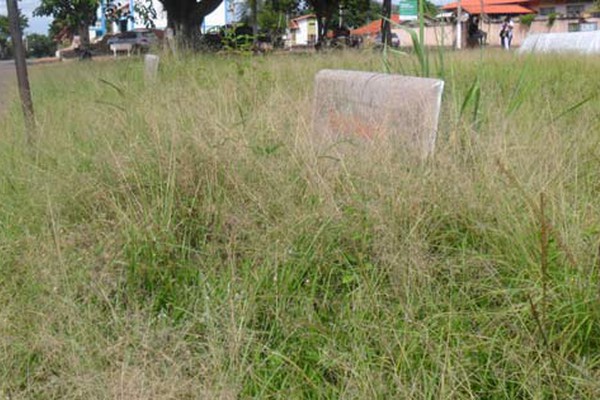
[398,0,418,20]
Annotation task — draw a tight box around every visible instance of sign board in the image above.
[398,0,418,21]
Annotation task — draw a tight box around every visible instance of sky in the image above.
[0,0,53,35]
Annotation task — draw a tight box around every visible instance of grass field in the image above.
[1,49,600,399]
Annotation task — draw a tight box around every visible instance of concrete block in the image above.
[144,54,160,82]
[519,31,600,55]
[313,69,444,158]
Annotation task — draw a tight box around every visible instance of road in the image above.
[0,60,16,115]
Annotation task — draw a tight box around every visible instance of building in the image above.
[533,0,598,19]
[351,14,402,38]
[440,0,599,46]
[441,0,599,19]
[287,15,319,47]
[90,0,240,40]
[203,0,243,32]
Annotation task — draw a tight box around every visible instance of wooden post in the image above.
[6,0,35,143]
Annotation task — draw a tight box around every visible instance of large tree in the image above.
[0,13,28,37]
[305,0,337,45]
[334,0,380,29]
[306,0,371,46]
[0,13,28,59]
[246,0,301,32]
[34,0,98,47]
[27,33,58,58]
[159,0,223,45]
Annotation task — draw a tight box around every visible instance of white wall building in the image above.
[91,0,240,39]
[287,15,319,47]
[203,0,243,32]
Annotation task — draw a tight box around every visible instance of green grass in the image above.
[1,50,600,398]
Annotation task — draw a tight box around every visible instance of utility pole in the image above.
[6,0,35,143]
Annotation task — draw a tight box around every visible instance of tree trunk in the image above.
[381,0,392,46]
[160,0,224,49]
[315,11,329,49]
[175,16,203,48]
[252,0,259,43]
[163,1,204,48]
[78,23,90,48]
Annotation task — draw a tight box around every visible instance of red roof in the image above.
[443,0,531,7]
[442,0,535,14]
[466,4,534,13]
[351,14,402,36]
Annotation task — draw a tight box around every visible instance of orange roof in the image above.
[351,14,402,36]
[442,0,531,8]
[465,4,534,13]
[441,0,535,14]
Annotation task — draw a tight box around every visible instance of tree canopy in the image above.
[27,33,58,58]
[0,12,28,38]
[305,0,373,44]
[34,0,98,46]
[335,0,382,29]
[0,12,28,59]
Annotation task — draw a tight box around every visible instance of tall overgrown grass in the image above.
[1,50,600,398]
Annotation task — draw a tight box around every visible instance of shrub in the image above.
[520,14,536,27]
[547,12,558,27]
[26,33,57,58]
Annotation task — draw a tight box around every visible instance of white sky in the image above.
[0,0,53,35]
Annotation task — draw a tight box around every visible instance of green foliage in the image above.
[134,0,158,29]
[335,0,382,28]
[520,14,535,27]
[547,12,557,27]
[420,0,439,17]
[0,13,28,59]
[0,12,28,38]
[26,33,57,58]
[34,0,99,45]
[253,0,304,39]
[384,0,431,78]
[48,18,65,39]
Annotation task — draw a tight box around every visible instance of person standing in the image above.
[500,17,514,49]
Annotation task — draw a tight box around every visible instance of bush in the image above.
[26,33,57,58]
[547,12,558,27]
[520,14,536,27]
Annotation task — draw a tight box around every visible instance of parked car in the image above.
[107,29,158,51]
[375,32,400,48]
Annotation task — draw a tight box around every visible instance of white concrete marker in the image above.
[313,70,444,158]
[144,54,160,82]
[519,31,600,55]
